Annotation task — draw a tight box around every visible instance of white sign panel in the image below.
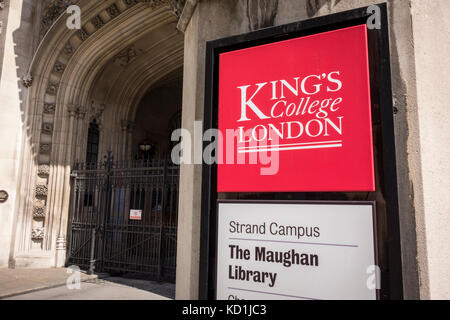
[216,202,377,300]
[130,209,142,220]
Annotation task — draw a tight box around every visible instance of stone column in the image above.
[121,119,128,161]
[126,121,135,158]
[74,108,87,163]
[55,105,77,267]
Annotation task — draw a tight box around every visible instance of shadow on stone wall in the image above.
[306,0,342,17]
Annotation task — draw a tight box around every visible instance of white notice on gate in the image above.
[130,209,142,220]
[216,202,377,300]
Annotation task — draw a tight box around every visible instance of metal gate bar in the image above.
[67,154,179,283]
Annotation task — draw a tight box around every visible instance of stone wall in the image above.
[177,0,449,300]
[409,0,450,300]
[0,0,40,266]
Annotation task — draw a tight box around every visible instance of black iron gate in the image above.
[67,154,179,283]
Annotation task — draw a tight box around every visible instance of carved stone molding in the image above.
[77,27,89,41]
[42,122,53,134]
[40,143,52,154]
[35,184,48,197]
[22,73,33,88]
[142,0,169,10]
[91,15,105,29]
[46,81,59,95]
[113,46,140,66]
[31,228,45,240]
[89,103,106,122]
[67,104,78,117]
[34,206,46,218]
[56,236,66,250]
[53,61,66,73]
[63,43,74,56]
[169,0,186,18]
[107,4,121,18]
[41,0,76,38]
[0,0,4,10]
[77,108,87,119]
[38,165,51,176]
[43,103,56,114]
[141,0,185,17]
[124,0,140,7]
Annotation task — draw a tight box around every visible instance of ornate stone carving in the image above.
[43,103,56,114]
[113,46,139,66]
[53,61,66,73]
[91,15,104,29]
[169,0,186,18]
[41,0,76,38]
[34,206,46,218]
[89,103,106,121]
[38,165,51,176]
[140,0,185,17]
[40,143,52,153]
[46,81,59,95]
[123,0,139,7]
[22,73,33,88]
[64,43,74,56]
[32,228,45,240]
[142,0,169,10]
[77,108,87,120]
[0,0,5,10]
[42,122,53,134]
[107,4,121,18]
[67,104,78,117]
[77,27,89,41]
[35,184,48,197]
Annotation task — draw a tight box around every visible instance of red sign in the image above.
[217,25,375,192]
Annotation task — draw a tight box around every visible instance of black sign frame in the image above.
[200,3,403,300]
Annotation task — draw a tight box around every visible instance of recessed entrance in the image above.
[67,78,182,283]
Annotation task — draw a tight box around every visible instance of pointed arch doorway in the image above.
[68,77,182,282]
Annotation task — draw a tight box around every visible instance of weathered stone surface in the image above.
[31,228,44,240]
[35,185,48,197]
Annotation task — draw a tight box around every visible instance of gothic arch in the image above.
[13,0,184,267]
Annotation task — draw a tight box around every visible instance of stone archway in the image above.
[12,0,184,269]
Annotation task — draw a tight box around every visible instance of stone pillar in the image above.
[74,108,87,163]
[126,121,135,158]
[121,119,128,161]
[0,0,37,266]
[55,105,78,267]
[409,0,450,299]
